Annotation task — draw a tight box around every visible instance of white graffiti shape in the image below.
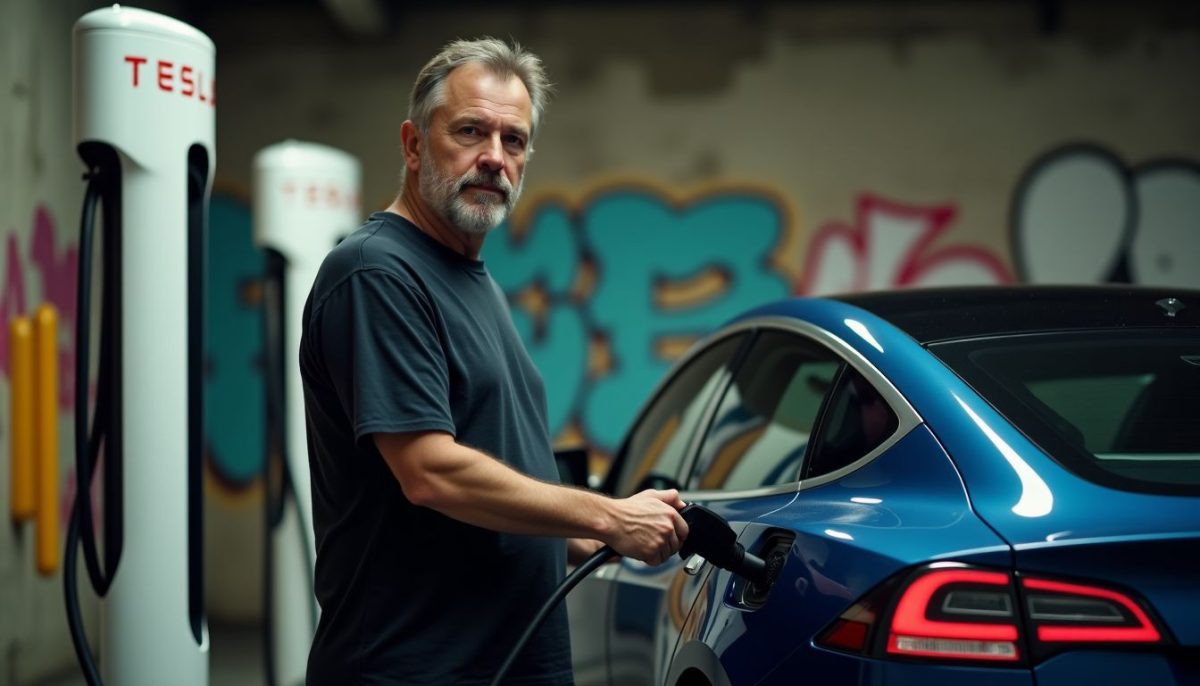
[1131,164,1200,288]
[1014,147,1131,284]
[1013,145,1200,287]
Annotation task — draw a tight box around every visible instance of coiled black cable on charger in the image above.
[65,158,123,686]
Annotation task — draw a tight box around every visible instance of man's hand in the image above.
[603,489,689,566]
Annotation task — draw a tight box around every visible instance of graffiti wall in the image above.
[200,177,1019,473]
[0,207,77,408]
[485,186,792,452]
[484,152,1199,463]
[205,194,266,490]
[1013,144,1200,287]
[1,1,106,680]
[200,144,1199,471]
[798,194,1013,296]
[482,184,1012,459]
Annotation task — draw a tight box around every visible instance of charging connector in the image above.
[677,504,774,587]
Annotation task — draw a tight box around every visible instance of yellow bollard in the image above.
[10,316,35,521]
[34,304,59,576]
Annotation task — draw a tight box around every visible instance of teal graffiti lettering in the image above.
[205,195,265,487]
[485,204,588,437]
[201,187,791,474]
[581,191,789,449]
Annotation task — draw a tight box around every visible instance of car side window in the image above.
[612,334,745,497]
[805,366,899,479]
[687,331,840,492]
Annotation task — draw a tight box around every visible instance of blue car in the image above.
[566,285,1200,686]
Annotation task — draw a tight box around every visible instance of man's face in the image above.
[418,62,533,235]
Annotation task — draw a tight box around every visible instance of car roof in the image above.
[830,284,1200,344]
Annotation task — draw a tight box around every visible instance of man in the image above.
[300,38,689,685]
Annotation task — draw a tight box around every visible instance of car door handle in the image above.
[683,554,707,576]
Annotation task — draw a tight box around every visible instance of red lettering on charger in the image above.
[157,61,174,92]
[180,65,195,96]
[125,56,148,87]
[280,180,357,209]
[123,54,215,108]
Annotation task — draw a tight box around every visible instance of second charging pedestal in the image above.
[254,141,361,685]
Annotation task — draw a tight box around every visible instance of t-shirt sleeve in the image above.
[313,268,456,442]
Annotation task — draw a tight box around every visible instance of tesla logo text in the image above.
[124,55,215,107]
[281,180,359,211]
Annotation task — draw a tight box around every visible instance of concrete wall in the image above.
[0,1,193,683]
[204,1,1200,462]
[2,1,104,682]
[1,1,1198,683]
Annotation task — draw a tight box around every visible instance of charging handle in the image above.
[678,504,772,586]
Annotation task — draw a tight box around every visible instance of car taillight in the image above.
[1022,577,1162,645]
[887,568,1021,661]
[815,563,1169,666]
[819,599,877,653]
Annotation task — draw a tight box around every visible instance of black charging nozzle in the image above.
[678,504,776,586]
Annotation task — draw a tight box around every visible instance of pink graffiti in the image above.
[1,204,78,408]
[797,193,1013,295]
[0,234,29,359]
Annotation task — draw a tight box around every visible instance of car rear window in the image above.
[930,329,1200,494]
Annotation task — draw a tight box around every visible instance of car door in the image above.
[665,327,907,686]
[567,332,749,686]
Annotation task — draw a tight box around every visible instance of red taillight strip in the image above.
[890,570,1018,641]
[886,635,1019,661]
[1022,577,1161,643]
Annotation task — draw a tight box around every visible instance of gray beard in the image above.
[419,149,523,235]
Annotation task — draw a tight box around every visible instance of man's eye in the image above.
[503,135,526,149]
[460,126,480,136]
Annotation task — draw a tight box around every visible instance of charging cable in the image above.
[490,504,778,685]
[489,544,617,686]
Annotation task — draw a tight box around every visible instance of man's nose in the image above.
[477,134,504,172]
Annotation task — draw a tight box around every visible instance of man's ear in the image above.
[400,120,421,174]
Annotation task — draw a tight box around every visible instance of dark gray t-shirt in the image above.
[300,212,572,685]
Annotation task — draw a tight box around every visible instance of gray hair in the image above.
[408,37,552,140]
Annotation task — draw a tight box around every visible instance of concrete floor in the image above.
[37,622,265,686]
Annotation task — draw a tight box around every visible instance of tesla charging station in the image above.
[68,6,213,685]
[254,141,361,685]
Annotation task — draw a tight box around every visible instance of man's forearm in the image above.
[376,431,688,564]
[377,431,617,541]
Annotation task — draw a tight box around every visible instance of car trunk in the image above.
[1011,532,1200,648]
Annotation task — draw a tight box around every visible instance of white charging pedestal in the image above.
[73,6,215,685]
[254,141,361,685]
